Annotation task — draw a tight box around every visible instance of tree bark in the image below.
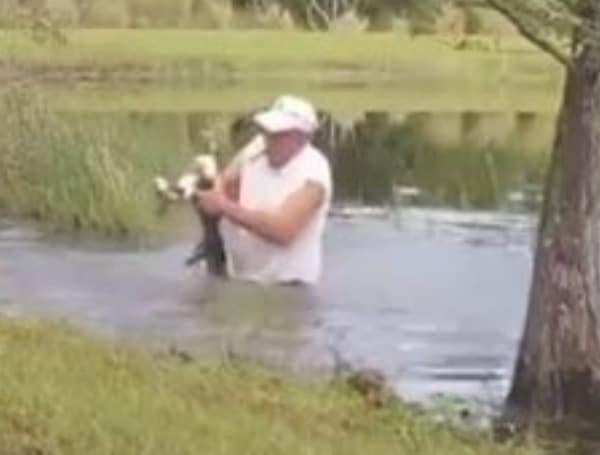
[504,45,600,421]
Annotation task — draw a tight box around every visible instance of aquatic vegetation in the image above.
[0,88,197,238]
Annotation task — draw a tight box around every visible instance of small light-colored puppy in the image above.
[154,155,218,202]
[153,155,227,276]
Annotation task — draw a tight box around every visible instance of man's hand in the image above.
[195,189,228,216]
[214,173,240,203]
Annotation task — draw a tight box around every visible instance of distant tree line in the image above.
[0,0,517,36]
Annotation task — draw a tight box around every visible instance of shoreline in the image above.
[0,314,537,454]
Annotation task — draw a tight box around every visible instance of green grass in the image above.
[0,88,201,238]
[1,30,564,116]
[44,78,562,116]
[0,29,563,84]
[0,315,540,455]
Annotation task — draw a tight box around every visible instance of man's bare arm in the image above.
[215,160,241,202]
[220,180,325,247]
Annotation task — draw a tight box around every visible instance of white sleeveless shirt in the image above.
[220,135,332,285]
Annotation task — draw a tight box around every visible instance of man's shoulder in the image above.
[238,134,266,165]
[301,143,331,173]
[297,143,332,197]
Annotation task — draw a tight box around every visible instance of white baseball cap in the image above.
[253,95,319,134]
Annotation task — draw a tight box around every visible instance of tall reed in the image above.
[0,88,196,238]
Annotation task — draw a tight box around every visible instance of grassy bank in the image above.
[0,30,562,84]
[45,79,562,115]
[0,315,538,455]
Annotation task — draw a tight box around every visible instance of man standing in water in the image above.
[194,95,333,286]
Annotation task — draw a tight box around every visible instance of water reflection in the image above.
[70,109,551,213]
[314,111,549,211]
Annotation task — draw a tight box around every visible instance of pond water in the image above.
[0,84,555,411]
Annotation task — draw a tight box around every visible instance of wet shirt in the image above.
[220,135,332,285]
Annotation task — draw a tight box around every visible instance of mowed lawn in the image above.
[0,29,561,82]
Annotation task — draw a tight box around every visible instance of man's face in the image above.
[264,130,308,168]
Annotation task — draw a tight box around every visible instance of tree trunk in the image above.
[504,46,600,421]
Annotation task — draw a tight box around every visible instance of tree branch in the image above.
[484,0,572,68]
[461,0,600,54]
[309,0,332,28]
[305,3,319,30]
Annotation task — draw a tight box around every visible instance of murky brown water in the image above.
[0,206,535,410]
